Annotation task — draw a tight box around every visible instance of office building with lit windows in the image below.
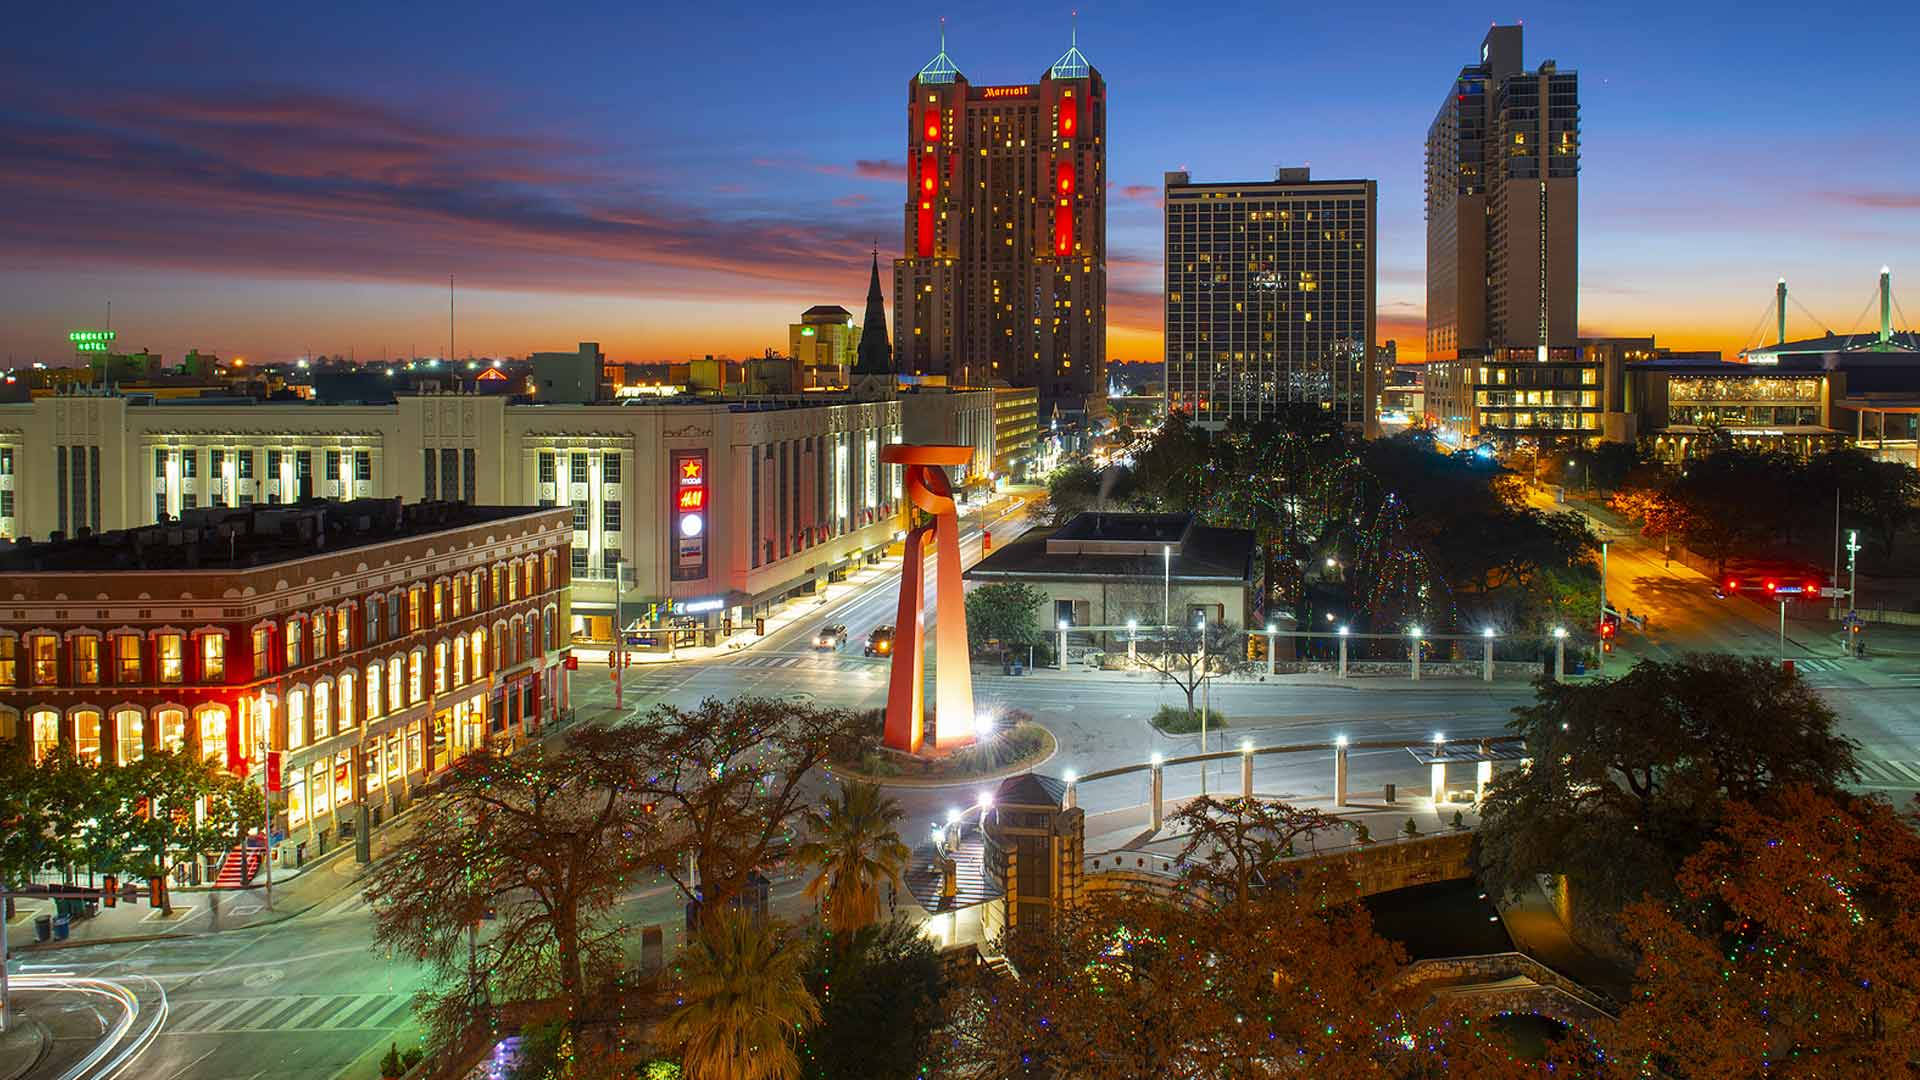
[1163,168,1377,433]
[892,33,1106,420]
[0,499,573,871]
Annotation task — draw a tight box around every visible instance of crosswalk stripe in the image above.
[274,996,340,1029]
[1885,761,1920,784]
[175,997,272,1033]
[335,994,400,1028]
[363,996,416,1029]
[320,994,385,1029]
[321,892,366,919]
[163,1000,222,1032]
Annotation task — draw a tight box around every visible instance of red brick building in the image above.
[0,498,573,863]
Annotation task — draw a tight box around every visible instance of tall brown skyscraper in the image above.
[892,33,1106,419]
[1425,24,1579,361]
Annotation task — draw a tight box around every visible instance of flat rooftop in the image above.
[0,499,554,574]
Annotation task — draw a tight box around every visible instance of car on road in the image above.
[813,624,848,651]
[864,625,895,657]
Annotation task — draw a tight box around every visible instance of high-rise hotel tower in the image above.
[892,33,1106,420]
[1425,24,1579,361]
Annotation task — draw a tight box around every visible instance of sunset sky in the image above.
[2,1,1916,368]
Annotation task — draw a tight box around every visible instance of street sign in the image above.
[1819,587,1850,598]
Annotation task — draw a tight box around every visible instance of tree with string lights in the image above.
[626,696,865,926]
[365,725,670,1050]
[1611,785,1920,1078]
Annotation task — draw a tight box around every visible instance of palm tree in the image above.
[795,781,911,934]
[660,911,820,1080]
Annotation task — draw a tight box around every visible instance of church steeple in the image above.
[854,250,893,376]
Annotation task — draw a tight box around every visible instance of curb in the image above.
[825,724,1059,789]
[10,891,334,953]
[0,1017,50,1080]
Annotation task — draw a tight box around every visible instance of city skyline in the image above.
[1,2,1916,369]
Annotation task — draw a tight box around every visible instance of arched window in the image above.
[155,707,187,754]
[336,602,353,653]
[0,636,17,687]
[491,622,505,671]
[453,641,466,686]
[470,628,486,678]
[386,655,403,713]
[543,550,556,590]
[433,641,448,693]
[0,706,13,741]
[284,617,303,669]
[431,582,444,625]
[337,671,357,729]
[71,708,102,765]
[29,707,59,762]
[408,650,424,705]
[512,617,527,664]
[546,607,560,651]
[452,574,466,617]
[529,611,542,656]
[467,572,480,612]
[287,687,308,750]
[313,679,332,740]
[311,610,328,661]
[113,707,144,764]
[196,705,229,766]
[365,662,383,720]
[365,595,382,645]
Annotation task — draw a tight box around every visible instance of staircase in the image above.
[213,845,265,889]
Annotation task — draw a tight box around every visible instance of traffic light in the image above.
[1598,616,1617,640]
[1763,579,1778,596]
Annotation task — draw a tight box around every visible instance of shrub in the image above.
[1403,817,1419,838]
[1354,823,1372,844]
[380,1046,403,1079]
[1149,704,1228,735]
[1451,810,1465,830]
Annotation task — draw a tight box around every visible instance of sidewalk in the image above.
[5,811,418,954]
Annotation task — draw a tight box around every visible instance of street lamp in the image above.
[1162,544,1171,627]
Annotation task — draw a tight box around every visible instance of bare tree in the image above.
[1167,795,1351,906]
[1132,619,1246,722]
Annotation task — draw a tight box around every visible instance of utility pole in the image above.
[1197,614,1209,795]
[1597,540,1609,671]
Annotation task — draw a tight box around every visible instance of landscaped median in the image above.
[825,708,1056,786]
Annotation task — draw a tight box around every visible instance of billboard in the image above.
[670,449,709,581]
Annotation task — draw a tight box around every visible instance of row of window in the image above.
[0,550,564,690]
[156,448,372,481]
[4,703,223,766]
[1,611,558,766]
[537,451,622,486]
[0,631,207,688]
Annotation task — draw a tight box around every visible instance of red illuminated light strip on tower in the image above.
[917,150,937,258]
[1053,161,1074,256]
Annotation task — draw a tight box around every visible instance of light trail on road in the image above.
[8,971,167,1080]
